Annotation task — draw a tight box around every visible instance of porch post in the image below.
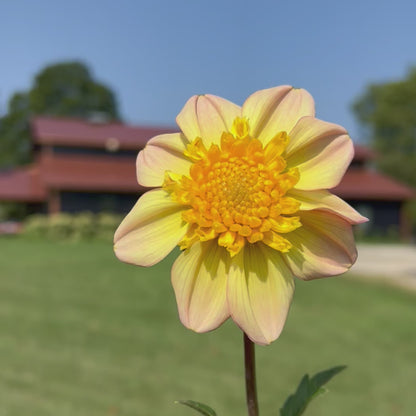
[399,201,411,242]
[48,190,61,215]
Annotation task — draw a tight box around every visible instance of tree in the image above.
[29,62,119,118]
[0,61,120,167]
[0,92,32,166]
[352,68,416,188]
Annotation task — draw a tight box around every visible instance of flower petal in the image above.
[171,241,230,332]
[286,117,354,190]
[176,94,241,147]
[289,189,368,224]
[114,189,187,266]
[137,133,191,187]
[286,117,346,156]
[227,244,295,345]
[242,86,315,144]
[283,210,357,280]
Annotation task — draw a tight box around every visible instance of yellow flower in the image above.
[114,86,367,345]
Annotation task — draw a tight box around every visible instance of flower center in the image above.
[163,117,302,256]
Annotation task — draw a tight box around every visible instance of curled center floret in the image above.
[163,117,302,256]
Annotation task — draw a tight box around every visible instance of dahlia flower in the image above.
[114,86,367,345]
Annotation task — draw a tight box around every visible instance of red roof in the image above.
[353,144,375,161]
[333,168,414,200]
[31,117,175,150]
[38,154,143,193]
[0,166,46,202]
[0,154,144,203]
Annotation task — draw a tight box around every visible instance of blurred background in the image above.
[0,1,415,415]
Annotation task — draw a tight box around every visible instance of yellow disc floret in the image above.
[163,117,302,257]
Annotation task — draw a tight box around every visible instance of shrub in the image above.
[21,212,123,242]
[47,213,74,240]
[22,214,49,238]
[71,212,96,241]
[95,212,123,241]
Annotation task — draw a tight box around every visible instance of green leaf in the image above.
[279,365,347,416]
[311,365,347,388]
[175,400,217,416]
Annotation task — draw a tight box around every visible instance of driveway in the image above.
[351,243,416,291]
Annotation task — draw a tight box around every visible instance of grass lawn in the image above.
[0,237,415,416]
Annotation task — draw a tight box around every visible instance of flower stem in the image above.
[244,333,259,416]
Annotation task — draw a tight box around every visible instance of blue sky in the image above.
[1,0,416,141]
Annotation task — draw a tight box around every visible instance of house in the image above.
[0,117,172,215]
[0,116,413,237]
[333,145,414,239]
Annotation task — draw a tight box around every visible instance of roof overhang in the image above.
[0,166,46,202]
[333,169,414,201]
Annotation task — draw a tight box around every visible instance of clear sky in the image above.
[1,0,416,141]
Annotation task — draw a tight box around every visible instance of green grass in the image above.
[0,237,415,416]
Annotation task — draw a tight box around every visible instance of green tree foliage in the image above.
[0,61,120,167]
[352,67,416,188]
[0,93,32,166]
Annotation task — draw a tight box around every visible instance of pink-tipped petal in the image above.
[284,210,358,280]
[176,94,241,147]
[227,244,295,345]
[289,189,368,224]
[171,241,230,332]
[242,86,315,144]
[286,117,354,190]
[114,189,187,266]
[137,133,191,187]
